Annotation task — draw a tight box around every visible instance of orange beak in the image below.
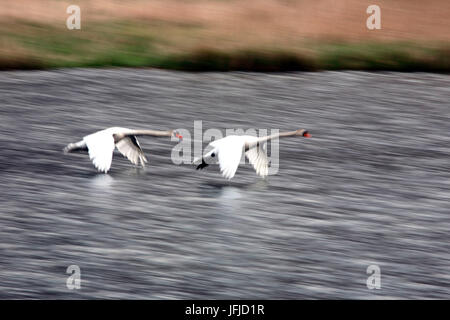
[175,133,183,140]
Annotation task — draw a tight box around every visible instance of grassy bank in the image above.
[0,18,449,72]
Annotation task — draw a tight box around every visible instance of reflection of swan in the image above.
[199,180,268,198]
[220,186,242,201]
[194,129,311,179]
[88,175,115,216]
[64,127,183,173]
[90,174,114,189]
[217,186,243,216]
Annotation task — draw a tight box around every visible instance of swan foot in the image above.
[196,159,209,170]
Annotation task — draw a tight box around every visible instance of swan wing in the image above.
[215,137,245,179]
[83,131,115,173]
[116,136,148,167]
[245,145,269,177]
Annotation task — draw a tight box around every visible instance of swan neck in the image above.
[133,129,173,137]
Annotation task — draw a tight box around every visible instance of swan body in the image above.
[64,127,182,173]
[194,129,310,180]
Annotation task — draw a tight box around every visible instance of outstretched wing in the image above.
[83,131,115,173]
[115,136,148,167]
[245,145,269,177]
[214,138,245,180]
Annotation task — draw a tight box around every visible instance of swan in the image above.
[193,129,311,179]
[64,127,183,173]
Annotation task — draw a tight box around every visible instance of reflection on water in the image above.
[217,186,243,215]
[219,186,242,201]
[89,174,114,190]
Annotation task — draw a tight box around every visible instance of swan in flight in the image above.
[64,127,183,173]
[193,129,311,179]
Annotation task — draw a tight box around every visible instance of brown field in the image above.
[0,0,449,70]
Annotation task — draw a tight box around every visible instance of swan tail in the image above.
[63,140,87,153]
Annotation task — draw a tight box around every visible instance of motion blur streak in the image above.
[0,69,449,298]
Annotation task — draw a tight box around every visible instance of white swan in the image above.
[194,129,311,179]
[64,127,183,173]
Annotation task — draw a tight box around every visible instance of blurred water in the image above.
[0,69,449,299]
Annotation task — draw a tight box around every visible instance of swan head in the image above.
[296,129,311,138]
[172,130,183,141]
